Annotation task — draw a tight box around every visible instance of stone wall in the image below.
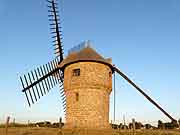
[64,62,112,129]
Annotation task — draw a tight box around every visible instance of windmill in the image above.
[19,0,177,129]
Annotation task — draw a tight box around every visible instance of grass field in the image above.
[0,127,180,135]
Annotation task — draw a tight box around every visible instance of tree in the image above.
[158,120,178,129]
[135,122,143,129]
[128,123,133,129]
[111,123,119,129]
[158,120,163,129]
[118,123,123,129]
[171,120,178,129]
[144,124,152,129]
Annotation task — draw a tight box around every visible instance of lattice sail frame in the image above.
[20,59,65,108]
[20,0,66,112]
[47,0,64,62]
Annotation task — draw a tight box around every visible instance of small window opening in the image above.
[76,93,79,101]
[109,71,112,77]
[72,68,80,76]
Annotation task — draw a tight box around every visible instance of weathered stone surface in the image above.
[64,62,112,129]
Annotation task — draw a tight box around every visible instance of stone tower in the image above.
[59,44,113,129]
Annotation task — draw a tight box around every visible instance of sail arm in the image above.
[113,66,176,122]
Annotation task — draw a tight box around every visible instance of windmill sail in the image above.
[19,0,66,108]
[47,0,66,111]
[113,66,176,122]
[20,59,63,106]
[47,0,64,62]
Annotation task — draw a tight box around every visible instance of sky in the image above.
[0,0,180,125]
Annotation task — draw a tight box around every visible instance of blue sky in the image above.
[0,0,180,125]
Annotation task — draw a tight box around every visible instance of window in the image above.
[109,71,112,77]
[76,93,79,101]
[72,68,80,76]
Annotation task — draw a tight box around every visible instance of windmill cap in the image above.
[59,46,114,71]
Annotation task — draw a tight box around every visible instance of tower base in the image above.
[63,122,111,129]
[60,128,113,135]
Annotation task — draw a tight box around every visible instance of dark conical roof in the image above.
[59,46,113,71]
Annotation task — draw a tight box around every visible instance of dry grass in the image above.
[0,127,57,135]
[114,129,180,135]
[0,127,180,135]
